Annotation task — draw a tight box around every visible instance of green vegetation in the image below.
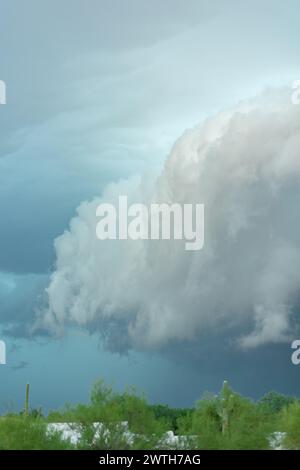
[280,401,300,449]
[0,380,299,450]
[0,417,71,450]
[177,381,280,449]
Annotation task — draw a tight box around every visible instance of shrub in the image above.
[280,402,300,449]
[0,416,72,450]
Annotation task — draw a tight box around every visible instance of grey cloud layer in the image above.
[0,271,48,337]
[1,0,299,279]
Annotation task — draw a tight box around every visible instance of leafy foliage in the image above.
[280,401,300,449]
[259,391,296,413]
[0,417,73,450]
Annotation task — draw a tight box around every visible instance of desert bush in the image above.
[280,401,300,449]
[0,416,73,450]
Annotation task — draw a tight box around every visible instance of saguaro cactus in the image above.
[217,380,235,434]
[25,383,30,417]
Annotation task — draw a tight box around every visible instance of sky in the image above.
[1,0,300,413]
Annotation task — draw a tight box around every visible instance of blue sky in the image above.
[1,0,300,413]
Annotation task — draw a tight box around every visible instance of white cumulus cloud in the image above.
[36,90,300,350]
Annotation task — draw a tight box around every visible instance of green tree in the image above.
[259,391,296,413]
[280,401,300,449]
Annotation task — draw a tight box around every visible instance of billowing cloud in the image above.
[36,90,300,351]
